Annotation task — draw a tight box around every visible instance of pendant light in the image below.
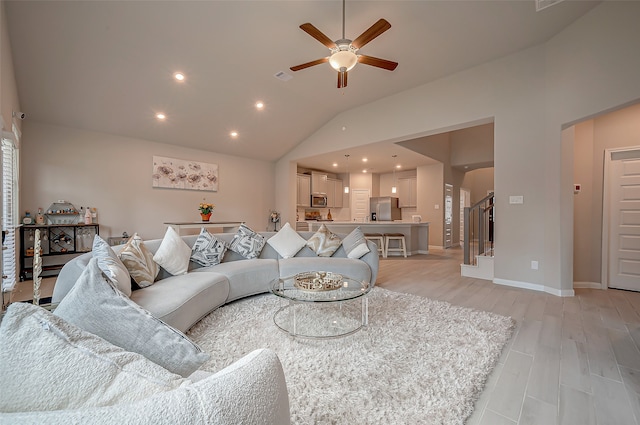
[391,155,398,194]
[344,154,350,194]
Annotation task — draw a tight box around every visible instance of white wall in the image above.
[276,2,640,295]
[1,0,21,134]
[21,122,275,240]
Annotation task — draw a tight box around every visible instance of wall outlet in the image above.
[531,260,539,270]
[434,204,440,210]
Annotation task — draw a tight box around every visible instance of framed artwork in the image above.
[152,156,219,192]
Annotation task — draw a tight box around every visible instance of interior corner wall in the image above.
[573,120,596,284]
[417,163,444,247]
[21,122,275,240]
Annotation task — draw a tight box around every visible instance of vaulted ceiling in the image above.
[5,0,599,170]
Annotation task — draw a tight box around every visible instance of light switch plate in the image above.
[509,195,524,204]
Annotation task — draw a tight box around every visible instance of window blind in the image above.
[2,136,18,293]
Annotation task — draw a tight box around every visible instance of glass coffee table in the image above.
[270,271,372,339]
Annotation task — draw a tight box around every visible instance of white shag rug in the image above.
[188,287,514,425]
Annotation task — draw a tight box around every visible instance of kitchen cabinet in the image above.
[20,224,100,280]
[311,172,328,194]
[327,178,344,208]
[398,177,417,208]
[297,174,311,207]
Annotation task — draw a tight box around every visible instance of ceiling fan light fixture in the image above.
[329,50,357,72]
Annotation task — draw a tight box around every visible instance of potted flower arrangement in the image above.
[198,202,215,222]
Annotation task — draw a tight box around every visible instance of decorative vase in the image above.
[201,212,212,222]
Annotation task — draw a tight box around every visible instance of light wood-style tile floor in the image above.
[377,248,640,425]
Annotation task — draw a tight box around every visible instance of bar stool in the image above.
[384,233,407,258]
[364,233,386,258]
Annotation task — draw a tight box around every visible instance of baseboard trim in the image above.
[493,278,575,297]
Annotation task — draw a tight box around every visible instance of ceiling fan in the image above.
[290,0,398,88]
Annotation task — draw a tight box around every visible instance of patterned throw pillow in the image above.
[306,224,342,257]
[92,235,132,297]
[191,228,227,267]
[342,227,371,259]
[119,233,159,288]
[266,222,307,259]
[229,224,266,259]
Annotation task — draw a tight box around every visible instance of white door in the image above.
[350,189,370,222]
[444,184,453,248]
[460,188,470,244]
[607,151,640,291]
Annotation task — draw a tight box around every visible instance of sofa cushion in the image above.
[153,226,192,275]
[131,271,230,333]
[119,233,159,288]
[306,224,342,257]
[229,223,266,259]
[0,302,187,413]
[278,257,372,284]
[341,227,371,259]
[93,234,132,296]
[267,222,307,259]
[54,258,209,377]
[193,258,279,303]
[191,228,227,267]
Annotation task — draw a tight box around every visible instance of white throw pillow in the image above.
[153,226,192,275]
[54,257,209,377]
[92,234,132,296]
[0,302,187,413]
[229,223,266,259]
[190,228,228,267]
[306,224,342,257]
[342,227,371,259]
[267,222,307,259]
[119,233,159,287]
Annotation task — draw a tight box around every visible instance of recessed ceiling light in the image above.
[362,169,367,173]
[332,162,338,167]
[156,113,166,121]
[396,164,402,169]
[362,158,368,162]
[173,72,185,81]
[255,101,264,110]
[230,131,239,138]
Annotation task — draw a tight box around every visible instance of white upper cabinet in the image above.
[297,174,311,207]
[398,177,417,208]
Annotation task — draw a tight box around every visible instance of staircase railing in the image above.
[463,192,494,265]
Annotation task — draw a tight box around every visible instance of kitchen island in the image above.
[303,221,430,256]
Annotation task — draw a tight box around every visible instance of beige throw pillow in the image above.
[119,233,159,287]
[306,224,342,257]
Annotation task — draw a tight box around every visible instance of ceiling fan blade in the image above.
[299,23,337,49]
[290,57,329,72]
[351,19,391,49]
[337,71,348,89]
[358,55,398,71]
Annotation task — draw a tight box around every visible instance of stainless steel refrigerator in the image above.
[370,197,402,221]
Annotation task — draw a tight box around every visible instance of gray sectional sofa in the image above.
[52,230,380,332]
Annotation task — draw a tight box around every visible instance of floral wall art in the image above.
[152,156,219,192]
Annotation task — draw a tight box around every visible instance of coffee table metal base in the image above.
[273,297,368,339]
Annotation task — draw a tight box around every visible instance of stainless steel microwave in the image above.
[311,193,327,207]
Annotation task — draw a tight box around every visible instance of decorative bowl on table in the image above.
[293,271,343,292]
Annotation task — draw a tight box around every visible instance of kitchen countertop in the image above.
[300,221,430,255]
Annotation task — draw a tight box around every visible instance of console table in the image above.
[164,221,244,235]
